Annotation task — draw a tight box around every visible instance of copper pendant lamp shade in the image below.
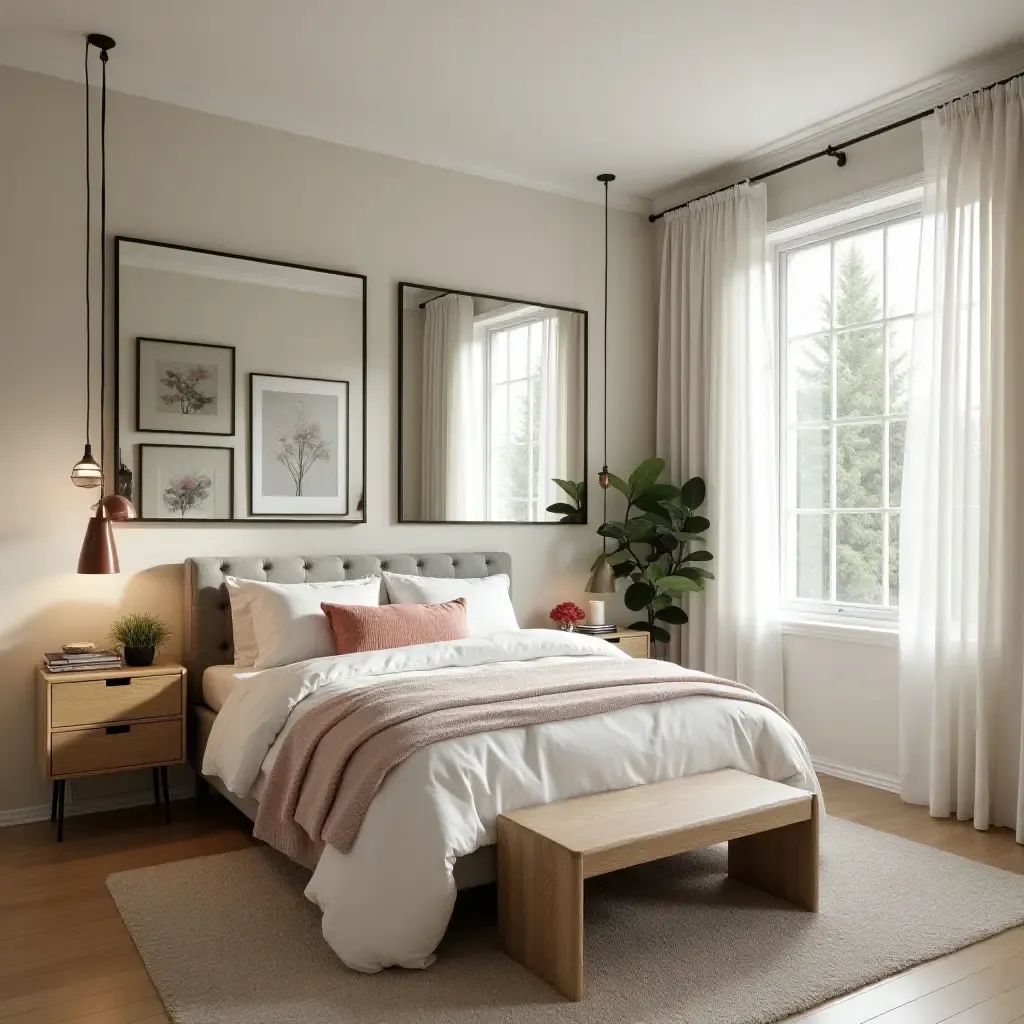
[78,505,119,574]
[98,493,137,521]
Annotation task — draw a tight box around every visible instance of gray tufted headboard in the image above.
[183,552,512,704]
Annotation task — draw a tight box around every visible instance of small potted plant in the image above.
[549,601,586,632]
[107,613,172,668]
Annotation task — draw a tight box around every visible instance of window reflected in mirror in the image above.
[399,285,587,523]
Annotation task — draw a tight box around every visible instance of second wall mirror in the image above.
[398,283,587,524]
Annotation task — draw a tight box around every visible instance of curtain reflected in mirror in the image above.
[400,285,587,523]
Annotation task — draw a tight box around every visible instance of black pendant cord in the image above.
[596,173,615,555]
[98,44,109,498]
[649,68,1024,223]
[83,40,92,450]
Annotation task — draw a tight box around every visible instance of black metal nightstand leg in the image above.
[160,766,171,824]
[50,781,59,822]
[151,767,161,810]
[56,780,66,842]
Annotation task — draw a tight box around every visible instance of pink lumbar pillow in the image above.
[321,598,469,655]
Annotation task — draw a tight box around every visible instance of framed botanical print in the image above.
[136,337,235,435]
[139,444,234,520]
[249,373,349,516]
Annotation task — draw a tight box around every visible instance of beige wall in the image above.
[0,65,656,817]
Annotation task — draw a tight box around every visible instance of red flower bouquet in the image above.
[549,601,586,631]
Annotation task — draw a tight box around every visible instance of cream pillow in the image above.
[229,576,381,670]
[382,572,517,637]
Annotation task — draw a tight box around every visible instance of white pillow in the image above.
[382,572,517,637]
[225,577,259,667]
[230,577,381,670]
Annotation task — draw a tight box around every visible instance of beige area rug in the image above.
[107,818,1024,1024]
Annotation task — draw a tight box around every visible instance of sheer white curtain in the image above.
[420,293,484,519]
[656,182,784,705]
[899,77,1024,843]
[537,311,584,516]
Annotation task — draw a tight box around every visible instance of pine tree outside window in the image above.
[777,202,922,620]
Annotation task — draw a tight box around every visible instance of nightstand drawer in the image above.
[609,635,650,658]
[50,673,182,728]
[51,720,182,776]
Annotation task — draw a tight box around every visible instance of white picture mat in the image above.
[137,338,234,435]
[140,445,233,519]
[250,374,349,515]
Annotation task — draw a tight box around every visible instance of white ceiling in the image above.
[2,0,1023,209]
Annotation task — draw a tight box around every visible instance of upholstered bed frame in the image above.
[183,551,512,702]
[183,552,511,886]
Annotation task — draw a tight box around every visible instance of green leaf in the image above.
[684,550,714,562]
[651,625,672,645]
[679,476,706,510]
[624,581,655,611]
[612,560,636,579]
[628,620,652,633]
[605,473,631,497]
[638,483,680,502]
[682,515,711,534]
[628,458,665,497]
[606,549,635,565]
[597,521,628,542]
[656,574,702,594]
[650,594,672,612]
[674,531,706,543]
[644,563,666,583]
[546,502,578,516]
[653,533,679,554]
[553,478,579,501]
[624,518,657,542]
[678,565,715,582]
[655,605,689,624]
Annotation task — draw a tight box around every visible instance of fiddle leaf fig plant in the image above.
[590,458,714,646]
[546,478,586,524]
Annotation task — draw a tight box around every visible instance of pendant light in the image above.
[77,33,123,574]
[585,173,617,594]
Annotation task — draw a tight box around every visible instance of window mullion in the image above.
[829,239,838,603]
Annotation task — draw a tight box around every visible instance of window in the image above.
[777,203,921,618]
[485,311,550,521]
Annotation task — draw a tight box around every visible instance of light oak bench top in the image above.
[498,769,819,1000]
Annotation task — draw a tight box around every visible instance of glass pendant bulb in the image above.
[71,443,102,488]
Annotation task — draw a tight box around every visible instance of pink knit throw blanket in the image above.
[253,658,783,867]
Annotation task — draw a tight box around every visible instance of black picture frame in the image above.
[138,443,235,521]
[396,281,589,525]
[248,372,351,518]
[113,236,368,524]
[135,336,236,436]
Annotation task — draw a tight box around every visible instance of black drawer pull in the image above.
[105,725,131,735]
[106,678,130,687]
[606,637,621,644]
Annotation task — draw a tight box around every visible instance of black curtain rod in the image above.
[649,69,1023,223]
[418,290,451,309]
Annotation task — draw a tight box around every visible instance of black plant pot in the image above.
[123,646,155,667]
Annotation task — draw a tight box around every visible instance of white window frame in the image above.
[772,195,922,626]
[481,306,549,522]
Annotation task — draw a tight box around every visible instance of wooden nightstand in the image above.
[602,629,651,659]
[37,661,187,841]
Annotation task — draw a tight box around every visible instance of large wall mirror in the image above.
[115,239,366,522]
[398,283,587,524]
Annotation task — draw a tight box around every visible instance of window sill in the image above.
[780,617,898,648]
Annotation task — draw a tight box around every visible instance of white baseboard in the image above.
[0,783,194,828]
[812,757,900,794]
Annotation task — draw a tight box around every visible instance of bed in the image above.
[185,551,819,974]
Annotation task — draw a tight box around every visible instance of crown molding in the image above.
[652,44,1024,217]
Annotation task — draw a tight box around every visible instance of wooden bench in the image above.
[497,768,819,1000]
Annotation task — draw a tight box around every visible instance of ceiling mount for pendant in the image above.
[86,33,116,52]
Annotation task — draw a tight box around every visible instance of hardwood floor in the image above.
[0,776,1020,1023]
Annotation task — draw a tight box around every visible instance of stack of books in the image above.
[44,649,122,673]
[575,623,617,636]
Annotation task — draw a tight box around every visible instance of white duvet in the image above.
[203,629,819,973]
